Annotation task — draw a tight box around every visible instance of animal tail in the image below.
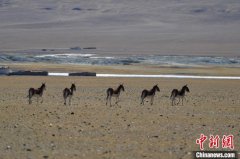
[106,90,110,105]
[170,91,174,99]
[63,89,69,99]
[141,91,145,99]
[27,90,31,98]
[106,91,109,100]
[106,89,110,99]
[140,91,145,103]
[140,91,146,105]
[28,88,33,98]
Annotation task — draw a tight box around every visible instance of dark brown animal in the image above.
[141,85,160,105]
[170,84,190,106]
[106,84,125,106]
[63,83,76,105]
[28,83,46,104]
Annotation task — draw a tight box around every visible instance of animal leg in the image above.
[106,94,109,106]
[177,98,180,105]
[151,96,154,105]
[141,98,144,105]
[69,96,72,105]
[115,97,119,105]
[109,96,112,106]
[184,96,187,103]
[41,97,43,103]
[182,97,186,105]
[140,93,145,105]
[173,98,177,106]
[64,98,66,105]
[29,96,32,104]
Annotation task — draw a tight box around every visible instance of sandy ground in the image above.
[0,75,239,159]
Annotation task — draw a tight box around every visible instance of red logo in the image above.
[222,135,234,150]
[196,134,234,150]
[196,134,207,150]
[209,135,220,149]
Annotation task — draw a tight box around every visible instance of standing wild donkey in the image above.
[106,84,125,106]
[141,85,160,105]
[170,84,190,106]
[63,83,76,105]
[28,83,46,104]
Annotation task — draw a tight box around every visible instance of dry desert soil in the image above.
[0,75,239,159]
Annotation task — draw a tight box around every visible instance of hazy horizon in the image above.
[0,0,240,56]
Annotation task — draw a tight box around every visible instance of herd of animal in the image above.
[28,83,190,106]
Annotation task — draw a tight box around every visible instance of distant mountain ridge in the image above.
[0,0,239,56]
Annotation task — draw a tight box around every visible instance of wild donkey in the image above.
[141,85,160,105]
[106,84,125,106]
[170,84,190,106]
[63,83,76,105]
[28,83,46,104]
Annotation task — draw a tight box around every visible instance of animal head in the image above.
[153,84,160,92]
[41,83,46,90]
[183,84,190,92]
[119,84,125,91]
[71,83,76,91]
